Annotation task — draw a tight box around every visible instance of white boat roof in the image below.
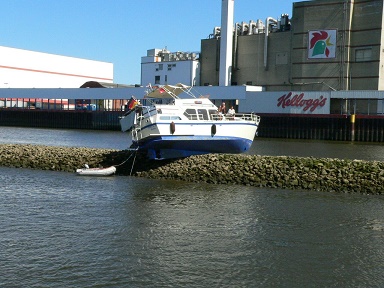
[145,83,191,99]
[174,98,216,107]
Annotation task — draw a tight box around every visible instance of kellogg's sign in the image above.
[241,91,330,114]
[277,92,327,112]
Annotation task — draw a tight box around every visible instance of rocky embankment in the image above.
[1,144,383,194]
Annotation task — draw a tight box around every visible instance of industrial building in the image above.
[200,0,384,91]
[141,0,384,92]
[141,48,200,86]
[2,0,384,142]
[0,46,113,88]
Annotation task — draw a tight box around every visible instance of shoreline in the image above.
[1,143,383,195]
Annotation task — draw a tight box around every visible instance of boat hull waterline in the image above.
[133,135,254,159]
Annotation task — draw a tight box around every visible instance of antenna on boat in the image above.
[144,83,194,99]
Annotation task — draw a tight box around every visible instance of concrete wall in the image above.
[291,0,383,91]
[200,39,220,86]
[233,32,291,90]
[348,0,383,90]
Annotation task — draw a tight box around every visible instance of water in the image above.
[1,127,384,287]
[0,126,128,150]
[1,126,384,161]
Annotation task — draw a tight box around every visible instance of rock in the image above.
[1,144,384,194]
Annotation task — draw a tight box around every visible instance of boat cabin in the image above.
[146,98,219,121]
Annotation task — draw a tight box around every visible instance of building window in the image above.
[165,75,168,84]
[159,64,163,70]
[167,64,176,71]
[155,76,160,84]
[246,81,253,85]
[355,48,372,62]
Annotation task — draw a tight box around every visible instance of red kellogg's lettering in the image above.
[277,92,327,112]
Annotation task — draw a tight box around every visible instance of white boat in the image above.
[76,165,116,176]
[119,83,261,160]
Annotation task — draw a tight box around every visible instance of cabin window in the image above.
[209,109,218,120]
[197,109,209,120]
[159,116,181,120]
[184,108,197,120]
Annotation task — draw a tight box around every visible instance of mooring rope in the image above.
[129,150,138,176]
[113,148,139,167]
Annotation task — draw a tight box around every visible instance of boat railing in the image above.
[211,113,260,123]
[131,126,140,142]
[185,113,206,120]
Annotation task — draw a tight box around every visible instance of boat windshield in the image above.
[197,109,209,120]
[184,108,212,120]
[209,109,218,120]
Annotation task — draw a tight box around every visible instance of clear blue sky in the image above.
[0,0,304,85]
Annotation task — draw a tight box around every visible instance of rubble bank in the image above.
[1,144,383,194]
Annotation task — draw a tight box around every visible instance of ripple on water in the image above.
[1,167,384,287]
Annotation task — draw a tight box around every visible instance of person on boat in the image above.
[227,106,235,120]
[218,102,226,114]
[227,106,235,116]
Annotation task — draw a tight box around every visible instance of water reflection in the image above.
[114,178,384,287]
[1,126,384,286]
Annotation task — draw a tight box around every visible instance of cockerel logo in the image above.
[308,30,336,59]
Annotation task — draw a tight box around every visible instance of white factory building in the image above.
[141,48,200,87]
[0,46,113,88]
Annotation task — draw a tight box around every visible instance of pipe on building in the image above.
[219,0,235,86]
[233,23,239,70]
[264,17,277,70]
[249,20,256,35]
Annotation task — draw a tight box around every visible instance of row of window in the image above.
[155,63,177,71]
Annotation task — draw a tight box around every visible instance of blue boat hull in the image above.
[131,135,253,160]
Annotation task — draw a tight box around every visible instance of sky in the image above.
[0,0,305,85]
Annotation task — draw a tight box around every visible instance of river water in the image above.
[1,126,384,287]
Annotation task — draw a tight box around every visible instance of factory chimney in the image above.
[219,0,234,86]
